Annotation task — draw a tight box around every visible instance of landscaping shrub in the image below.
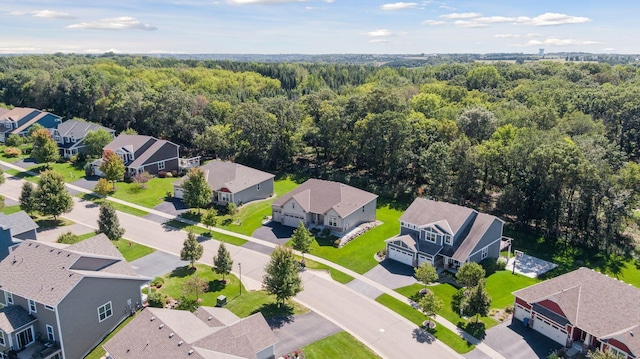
[157,171,167,178]
[376,248,387,258]
[505,304,514,314]
[147,292,169,308]
[480,258,505,276]
[171,170,178,177]
[165,172,173,178]
[133,171,153,189]
[57,231,80,244]
[3,147,21,157]
[332,239,341,248]
[151,277,165,288]
[5,134,24,147]
[320,227,331,238]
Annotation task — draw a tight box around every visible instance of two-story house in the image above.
[0,211,38,261]
[271,179,378,234]
[49,119,115,158]
[0,108,62,142]
[385,198,504,269]
[91,134,180,177]
[0,234,150,359]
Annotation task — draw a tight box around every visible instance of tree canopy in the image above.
[262,245,303,308]
[181,231,204,268]
[181,167,213,213]
[34,170,73,220]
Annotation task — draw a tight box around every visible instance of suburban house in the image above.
[0,107,62,142]
[174,160,275,206]
[513,267,640,358]
[0,235,150,359]
[385,198,504,269]
[103,306,278,359]
[49,119,115,158]
[271,179,378,234]
[91,134,180,177]
[0,211,38,261]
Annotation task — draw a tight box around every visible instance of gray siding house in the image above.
[271,179,378,234]
[0,107,62,142]
[50,119,115,158]
[385,198,504,269]
[174,160,275,206]
[0,235,149,359]
[0,211,38,261]
[103,306,277,359]
[91,134,180,177]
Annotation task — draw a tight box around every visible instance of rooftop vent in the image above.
[150,316,156,321]
[159,324,164,329]
[169,333,174,338]
[188,350,194,355]
[207,316,212,321]
[178,341,184,346]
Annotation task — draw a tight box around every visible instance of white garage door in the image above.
[283,213,304,227]
[514,304,530,322]
[388,246,414,266]
[417,254,433,266]
[533,315,567,345]
[174,186,184,199]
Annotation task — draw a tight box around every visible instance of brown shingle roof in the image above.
[513,267,640,351]
[399,198,476,234]
[272,179,378,218]
[175,160,274,194]
[104,307,276,359]
[0,235,147,306]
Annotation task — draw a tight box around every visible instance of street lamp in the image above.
[238,262,242,295]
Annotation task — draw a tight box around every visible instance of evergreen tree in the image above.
[415,262,438,292]
[35,170,73,220]
[463,281,492,321]
[181,167,213,213]
[262,245,303,308]
[97,202,125,240]
[181,231,203,268]
[99,149,125,187]
[19,182,36,215]
[291,221,313,260]
[213,243,233,282]
[31,128,59,167]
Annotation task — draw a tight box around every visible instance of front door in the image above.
[16,326,34,349]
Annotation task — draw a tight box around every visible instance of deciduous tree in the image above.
[31,128,59,167]
[418,291,443,327]
[415,262,438,292]
[19,182,36,215]
[263,245,302,308]
[99,149,125,187]
[181,167,212,213]
[97,202,125,240]
[291,221,313,260]
[202,208,218,233]
[213,243,233,282]
[456,262,486,288]
[182,277,208,301]
[84,129,113,158]
[34,170,73,220]
[181,231,203,269]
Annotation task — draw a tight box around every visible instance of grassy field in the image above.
[375,293,474,354]
[485,271,539,308]
[157,263,308,318]
[27,161,86,182]
[0,205,23,215]
[109,177,178,208]
[112,238,155,262]
[84,315,136,359]
[302,332,381,359]
[0,144,32,163]
[301,257,354,284]
[77,194,150,217]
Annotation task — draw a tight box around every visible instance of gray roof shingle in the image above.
[0,305,37,333]
[0,211,38,236]
[0,235,148,306]
[513,267,640,355]
[54,119,114,139]
[272,179,378,218]
[175,160,274,194]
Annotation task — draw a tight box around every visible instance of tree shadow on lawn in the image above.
[461,319,486,340]
[252,302,295,319]
[208,279,226,292]
[168,265,196,279]
[412,327,435,344]
[35,218,66,229]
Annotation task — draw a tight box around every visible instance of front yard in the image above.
[301,332,381,359]
[108,177,178,208]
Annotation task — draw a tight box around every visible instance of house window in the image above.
[422,228,441,243]
[292,203,295,209]
[328,217,337,227]
[28,299,37,314]
[481,247,488,259]
[98,302,113,322]
[44,305,55,311]
[5,292,13,305]
[158,161,166,170]
[444,235,452,245]
[0,331,5,346]
[64,137,69,143]
[4,122,10,129]
[46,325,55,342]
[54,136,61,142]
[362,206,365,212]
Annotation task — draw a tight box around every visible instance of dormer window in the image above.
[4,122,10,129]
[5,291,13,305]
[444,235,452,245]
[422,227,441,243]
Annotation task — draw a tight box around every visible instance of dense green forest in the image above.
[1,54,640,253]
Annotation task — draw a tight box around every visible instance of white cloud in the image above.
[440,12,481,19]
[439,5,456,10]
[422,19,446,25]
[67,16,157,30]
[324,0,335,2]
[380,2,418,11]
[522,38,601,46]
[454,20,487,28]
[365,29,393,37]
[494,33,540,38]
[515,13,591,26]
[32,10,74,19]
[227,0,305,4]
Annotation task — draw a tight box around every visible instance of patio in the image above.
[505,253,557,278]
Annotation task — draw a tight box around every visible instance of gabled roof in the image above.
[103,307,277,359]
[104,134,178,168]
[12,111,62,135]
[513,267,640,355]
[272,179,378,218]
[175,160,274,194]
[0,234,148,307]
[129,138,177,168]
[0,305,37,333]
[54,119,114,139]
[0,211,38,236]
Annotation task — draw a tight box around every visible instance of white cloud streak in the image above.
[32,10,74,19]
[380,2,419,11]
[422,19,446,25]
[440,12,481,19]
[227,0,305,4]
[66,16,157,31]
[520,38,602,46]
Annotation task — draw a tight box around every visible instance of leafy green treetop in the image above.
[99,149,126,186]
[35,170,73,220]
[418,291,443,327]
[19,182,36,215]
[84,129,113,158]
[181,231,203,268]
[181,167,213,213]
[291,221,313,259]
[262,245,303,308]
[456,262,486,288]
[415,262,438,291]
[213,243,233,282]
[202,208,219,233]
[31,128,59,167]
[462,281,492,321]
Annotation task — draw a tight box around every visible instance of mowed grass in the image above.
[109,177,177,208]
[485,271,539,308]
[302,332,381,359]
[112,238,155,262]
[28,162,86,183]
[300,257,354,284]
[309,199,406,274]
[77,194,150,217]
[375,294,474,354]
[0,205,23,215]
[163,219,248,246]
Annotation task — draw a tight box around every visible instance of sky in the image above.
[0,0,636,55]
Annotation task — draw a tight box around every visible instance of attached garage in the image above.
[532,314,567,345]
[513,303,531,322]
[388,245,415,266]
[417,253,434,266]
[283,213,305,228]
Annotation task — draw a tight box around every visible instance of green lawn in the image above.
[306,199,407,274]
[77,194,150,217]
[301,257,354,284]
[109,177,178,208]
[112,238,155,262]
[485,271,539,308]
[0,144,31,163]
[0,205,23,215]
[84,315,135,359]
[302,332,381,359]
[375,293,474,354]
[26,161,87,182]
[157,263,308,318]
[6,169,38,183]
[163,219,248,246]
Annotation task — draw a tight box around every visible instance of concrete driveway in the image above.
[363,259,417,289]
[70,176,100,191]
[481,319,562,359]
[251,222,294,245]
[267,312,341,357]
[129,250,189,278]
[36,223,95,242]
[153,198,190,216]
